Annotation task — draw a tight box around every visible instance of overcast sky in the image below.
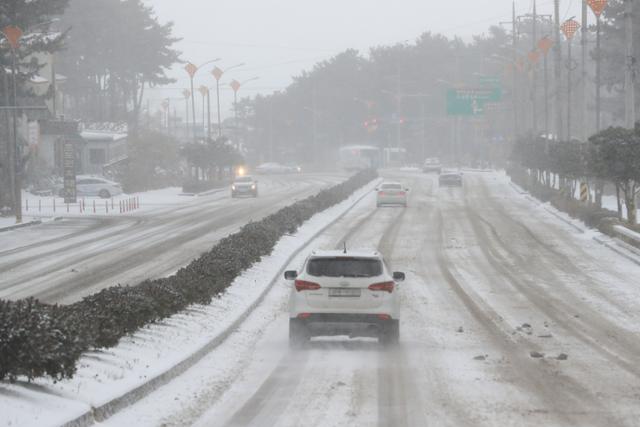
[143,0,586,117]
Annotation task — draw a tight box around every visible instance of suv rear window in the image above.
[307,257,382,277]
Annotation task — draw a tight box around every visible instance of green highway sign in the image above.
[446,87,502,116]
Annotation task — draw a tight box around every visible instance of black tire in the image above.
[380,320,400,347]
[289,318,310,348]
[98,189,111,199]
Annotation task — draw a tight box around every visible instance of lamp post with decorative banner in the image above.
[184,63,198,141]
[211,63,245,137]
[198,85,210,140]
[561,18,581,140]
[588,0,608,132]
[182,89,191,140]
[538,36,554,138]
[230,77,258,149]
[1,25,23,223]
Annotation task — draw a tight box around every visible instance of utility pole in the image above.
[581,0,589,141]
[532,0,538,134]
[554,0,564,140]
[625,0,636,129]
[513,1,519,139]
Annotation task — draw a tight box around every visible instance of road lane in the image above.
[103,170,640,426]
[0,173,345,303]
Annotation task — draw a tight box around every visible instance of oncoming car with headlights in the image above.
[285,249,404,347]
[231,175,258,198]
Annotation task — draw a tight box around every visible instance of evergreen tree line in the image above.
[511,127,640,225]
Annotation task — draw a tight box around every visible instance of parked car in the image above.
[439,171,463,187]
[56,175,123,198]
[285,249,404,347]
[422,157,442,173]
[376,182,409,207]
[231,175,258,198]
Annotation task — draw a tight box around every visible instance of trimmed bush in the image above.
[0,169,377,381]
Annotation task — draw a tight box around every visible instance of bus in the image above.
[338,145,381,171]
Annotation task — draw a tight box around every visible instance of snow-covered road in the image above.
[0,173,345,303]
[101,170,640,427]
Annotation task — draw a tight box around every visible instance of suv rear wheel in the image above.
[379,320,399,347]
[289,318,310,348]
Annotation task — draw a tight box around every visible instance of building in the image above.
[79,130,128,175]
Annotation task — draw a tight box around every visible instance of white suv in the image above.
[285,250,404,347]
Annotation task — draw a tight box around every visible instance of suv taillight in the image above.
[368,281,394,293]
[295,280,321,292]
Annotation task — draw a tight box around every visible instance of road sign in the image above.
[63,139,76,203]
[446,88,502,116]
[561,19,581,40]
[587,0,608,17]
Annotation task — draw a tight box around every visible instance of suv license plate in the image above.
[329,288,361,297]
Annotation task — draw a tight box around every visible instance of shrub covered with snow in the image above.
[0,169,377,381]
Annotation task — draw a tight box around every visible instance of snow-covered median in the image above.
[0,178,380,427]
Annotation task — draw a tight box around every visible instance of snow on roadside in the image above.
[0,178,380,427]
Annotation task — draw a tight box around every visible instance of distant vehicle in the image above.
[422,157,442,173]
[56,175,123,198]
[231,175,258,198]
[376,182,409,207]
[338,145,381,171]
[255,162,295,174]
[285,249,404,347]
[439,171,463,187]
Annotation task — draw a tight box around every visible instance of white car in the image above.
[285,249,404,347]
[231,175,258,198]
[57,175,123,198]
[376,182,409,207]
[255,162,295,174]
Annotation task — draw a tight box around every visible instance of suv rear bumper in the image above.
[292,313,397,338]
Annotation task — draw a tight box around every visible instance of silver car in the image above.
[376,182,408,207]
[57,175,123,198]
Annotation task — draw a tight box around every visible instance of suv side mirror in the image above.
[393,272,405,282]
[284,270,297,280]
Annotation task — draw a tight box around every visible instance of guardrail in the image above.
[23,196,140,215]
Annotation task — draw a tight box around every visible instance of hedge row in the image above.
[0,170,377,382]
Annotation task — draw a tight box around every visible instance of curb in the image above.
[62,178,381,427]
[508,177,640,264]
[0,219,42,233]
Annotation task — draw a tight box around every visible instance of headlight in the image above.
[251,184,256,189]
[232,185,236,190]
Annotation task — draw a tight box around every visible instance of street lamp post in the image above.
[561,18,581,141]
[587,0,608,132]
[229,77,258,149]
[198,86,209,139]
[211,63,245,137]
[182,89,191,140]
[184,58,221,141]
[2,25,23,223]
